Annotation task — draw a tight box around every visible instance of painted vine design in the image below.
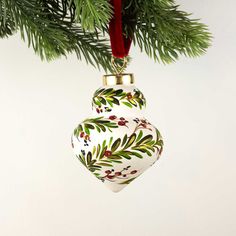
[73,116,130,146]
[76,128,163,182]
[92,88,146,113]
[99,166,140,184]
[74,116,118,137]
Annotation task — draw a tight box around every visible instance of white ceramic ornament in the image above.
[71,74,163,192]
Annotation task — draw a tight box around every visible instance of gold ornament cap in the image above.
[103,73,134,86]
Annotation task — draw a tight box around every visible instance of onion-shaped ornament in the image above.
[71,74,163,192]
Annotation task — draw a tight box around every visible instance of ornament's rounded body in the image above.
[72,74,163,192]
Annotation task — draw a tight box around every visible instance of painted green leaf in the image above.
[121,134,128,147]
[145,149,152,156]
[92,146,96,155]
[136,130,143,143]
[111,138,121,152]
[108,155,123,160]
[102,140,107,149]
[74,129,77,136]
[103,88,113,95]
[120,94,127,99]
[97,120,110,124]
[129,99,137,107]
[156,140,164,146]
[84,126,90,135]
[93,97,100,106]
[114,89,123,95]
[94,88,105,96]
[74,124,83,136]
[95,125,101,133]
[111,97,120,105]
[98,124,106,132]
[120,152,132,160]
[144,144,155,152]
[84,123,94,130]
[110,160,122,164]
[108,137,113,147]
[132,146,149,154]
[133,92,140,98]
[124,133,137,149]
[136,135,153,146]
[96,144,101,158]
[99,97,107,105]
[97,163,113,167]
[107,99,113,107]
[148,140,156,146]
[87,152,92,164]
[122,101,133,108]
[131,151,143,159]
[89,166,102,172]
[99,146,107,159]
[136,98,144,105]
[90,159,96,164]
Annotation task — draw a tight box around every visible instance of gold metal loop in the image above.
[111,56,128,75]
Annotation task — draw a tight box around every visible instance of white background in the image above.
[0,1,236,235]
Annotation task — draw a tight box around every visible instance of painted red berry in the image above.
[107,175,114,179]
[105,170,111,174]
[104,150,112,157]
[84,134,90,140]
[80,132,85,138]
[115,172,121,176]
[96,108,100,113]
[127,92,132,100]
[118,121,126,126]
[130,170,137,174]
[109,115,117,120]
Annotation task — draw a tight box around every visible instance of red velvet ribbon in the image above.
[109,0,132,58]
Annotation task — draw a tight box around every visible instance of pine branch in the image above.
[123,0,212,63]
[0,0,16,37]
[72,0,112,31]
[1,0,113,71]
[0,0,212,72]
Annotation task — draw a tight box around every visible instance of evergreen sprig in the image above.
[0,0,113,71]
[72,0,112,31]
[0,0,15,37]
[123,0,212,63]
[0,0,211,72]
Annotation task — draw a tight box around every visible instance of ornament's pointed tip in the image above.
[104,182,127,193]
[111,189,122,193]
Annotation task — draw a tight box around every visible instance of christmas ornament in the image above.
[71,74,163,192]
[71,0,163,192]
